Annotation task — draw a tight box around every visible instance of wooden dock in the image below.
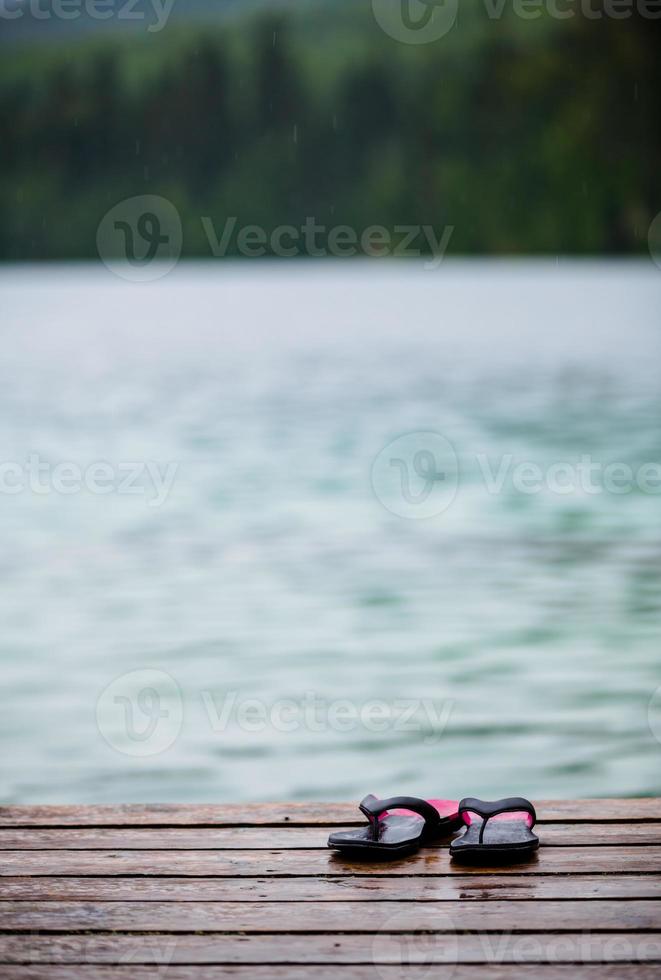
[1,799,660,979]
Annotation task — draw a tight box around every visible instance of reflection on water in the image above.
[1,260,660,803]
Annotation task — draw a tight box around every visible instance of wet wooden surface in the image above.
[1,800,660,979]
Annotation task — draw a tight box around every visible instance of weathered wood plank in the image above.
[5,968,661,980]
[4,873,660,902]
[0,800,658,827]
[0,823,657,850]
[2,933,660,965]
[1,899,658,932]
[1,847,660,876]
[2,802,659,980]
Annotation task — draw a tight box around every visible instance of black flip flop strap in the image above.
[359,795,440,841]
[458,796,537,845]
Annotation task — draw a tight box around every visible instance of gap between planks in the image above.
[4,968,661,980]
[5,970,661,980]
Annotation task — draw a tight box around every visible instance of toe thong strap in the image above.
[458,796,537,845]
[359,795,441,841]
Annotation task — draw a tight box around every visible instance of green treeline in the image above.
[0,4,659,260]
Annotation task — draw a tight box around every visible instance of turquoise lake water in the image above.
[1,259,660,803]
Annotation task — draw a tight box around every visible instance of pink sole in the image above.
[383,798,460,820]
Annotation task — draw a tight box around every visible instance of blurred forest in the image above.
[0,1,659,260]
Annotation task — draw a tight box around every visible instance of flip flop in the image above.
[328,794,462,858]
[450,796,539,862]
